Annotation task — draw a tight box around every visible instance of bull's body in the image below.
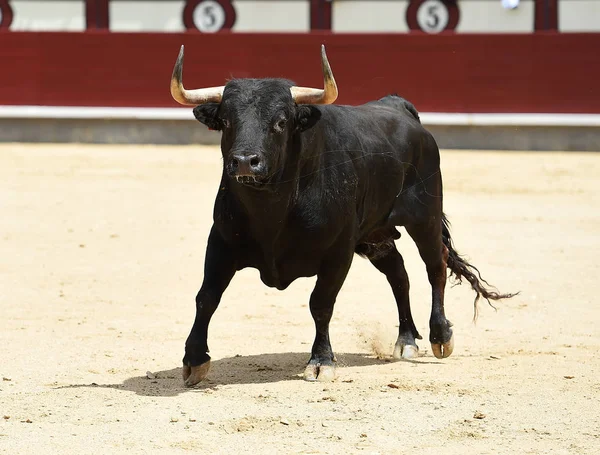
[214,95,434,291]
[173,53,514,386]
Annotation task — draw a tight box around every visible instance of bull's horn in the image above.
[290,45,338,105]
[170,45,224,106]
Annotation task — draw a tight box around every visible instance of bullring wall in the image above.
[1,31,599,150]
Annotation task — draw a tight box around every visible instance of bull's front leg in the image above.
[304,254,353,382]
[183,226,236,387]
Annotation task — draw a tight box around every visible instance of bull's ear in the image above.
[193,104,222,130]
[296,105,322,132]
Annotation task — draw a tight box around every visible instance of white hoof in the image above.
[393,343,419,360]
[303,364,336,382]
[303,364,318,381]
[316,365,336,382]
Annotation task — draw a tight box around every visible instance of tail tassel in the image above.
[442,214,519,321]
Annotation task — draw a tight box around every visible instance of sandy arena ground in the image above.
[1,143,599,454]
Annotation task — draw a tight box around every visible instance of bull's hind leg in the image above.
[369,246,422,359]
[406,221,454,359]
[304,253,353,382]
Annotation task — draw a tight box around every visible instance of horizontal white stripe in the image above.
[419,113,600,127]
[1,106,600,127]
[0,106,194,120]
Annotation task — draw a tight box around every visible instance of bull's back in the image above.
[370,94,421,123]
[312,97,440,233]
[317,96,427,159]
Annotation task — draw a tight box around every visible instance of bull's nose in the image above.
[231,153,263,175]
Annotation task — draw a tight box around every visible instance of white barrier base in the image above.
[1,106,599,127]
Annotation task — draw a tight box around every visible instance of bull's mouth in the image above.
[234,174,267,188]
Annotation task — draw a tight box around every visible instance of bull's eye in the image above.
[274,118,287,133]
[221,119,231,129]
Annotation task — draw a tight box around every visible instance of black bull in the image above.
[172,46,516,386]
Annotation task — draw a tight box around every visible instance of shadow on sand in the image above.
[57,351,441,397]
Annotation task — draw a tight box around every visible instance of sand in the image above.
[1,143,598,454]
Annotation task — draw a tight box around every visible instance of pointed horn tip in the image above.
[320,45,332,72]
[173,45,185,80]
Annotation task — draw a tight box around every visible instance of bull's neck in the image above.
[227,131,320,240]
[229,173,297,233]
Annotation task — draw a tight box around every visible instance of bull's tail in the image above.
[442,213,518,321]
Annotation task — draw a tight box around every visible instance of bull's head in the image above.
[170,45,338,189]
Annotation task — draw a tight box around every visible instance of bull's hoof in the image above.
[393,343,419,360]
[182,360,211,387]
[393,332,421,360]
[303,364,336,382]
[429,318,454,359]
[431,335,454,359]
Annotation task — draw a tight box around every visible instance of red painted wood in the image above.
[535,0,558,31]
[0,31,598,113]
[85,0,95,28]
[0,0,13,29]
[85,0,109,29]
[97,0,109,29]
[310,0,332,31]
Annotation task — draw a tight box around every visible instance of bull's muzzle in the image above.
[229,153,266,184]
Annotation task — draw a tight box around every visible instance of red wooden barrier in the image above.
[0,31,598,113]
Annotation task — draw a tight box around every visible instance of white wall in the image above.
[110,1,186,32]
[333,0,410,33]
[232,1,309,32]
[10,1,85,31]
[333,0,535,33]
[109,0,309,33]
[8,0,599,34]
[559,0,600,32]
[456,0,534,33]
